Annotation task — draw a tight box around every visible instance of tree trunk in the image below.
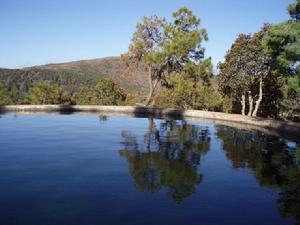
[240,94,246,116]
[247,91,253,116]
[252,76,263,117]
[192,94,196,108]
[145,118,159,151]
[144,67,153,106]
[145,118,154,151]
[144,67,159,106]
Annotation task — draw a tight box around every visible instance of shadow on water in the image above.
[132,106,184,120]
[0,106,7,114]
[216,125,300,224]
[119,117,210,203]
[0,105,299,140]
[0,105,103,115]
[57,105,77,114]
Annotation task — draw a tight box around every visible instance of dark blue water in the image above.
[0,114,299,225]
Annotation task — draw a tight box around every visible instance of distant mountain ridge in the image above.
[0,57,148,97]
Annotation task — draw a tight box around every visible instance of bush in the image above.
[154,74,222,111]
[124,92,145,106]
[23,83,72,105]
[221,96,233,113]
[194,86,223,111]
[0,85,12,106]
[74,78,126,105]
[154,75,194,109]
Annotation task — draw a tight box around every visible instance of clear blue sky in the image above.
[0,0,294,69]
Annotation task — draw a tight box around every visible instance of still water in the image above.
[0,114,299,225]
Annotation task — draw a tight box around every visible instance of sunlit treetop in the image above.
[288,0,300,21]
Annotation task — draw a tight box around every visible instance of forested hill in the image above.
[0,57,148,96]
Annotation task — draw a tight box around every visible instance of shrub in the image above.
[74,78,126,105]
[124,92,145,106]
[221,96,233,113]
[0,85,12,106]
[154,74,222,111]
[23,83,72,105]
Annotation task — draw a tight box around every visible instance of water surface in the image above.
[0,114,299,225]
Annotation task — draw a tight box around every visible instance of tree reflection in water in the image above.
[216,126,300,225]
[119,118,210,203]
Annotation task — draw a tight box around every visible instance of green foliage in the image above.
[195,86,223,111]
[0,85,12,106]
[262,22,300,70]
[221,96,233,113]
[9,87,20,104]
[122,14,167,73]
[0,56,145,104]
[217,0,300,120]
[280,75,300,120]
[217,33,253,100]
[123,7,211,105]
[163,7,208,66]
[154,73,222,111]
[154,74,195,109]
[124,92,145,106]
[181,58,213,85]
[218,25,283,117]
[74,78,126,105]
[0,68,107,103]
[288,0,300,21]
[23,83,71,105]
[124,6,209,72]
[261,0,300,120]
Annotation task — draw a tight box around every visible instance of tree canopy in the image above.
[74,78,126,105]
[218,26,273,116]
[123,7,212,106]
[262,0,300,120]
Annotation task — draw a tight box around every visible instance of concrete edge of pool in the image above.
[1,105,299,138]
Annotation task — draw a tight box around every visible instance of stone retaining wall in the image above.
[1,105,299,138]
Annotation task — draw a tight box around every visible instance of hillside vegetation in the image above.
[0,57,148,99]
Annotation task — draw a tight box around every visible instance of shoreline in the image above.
[0,105,299,138]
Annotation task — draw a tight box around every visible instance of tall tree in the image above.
[218,26,272,116]
[122,7,210,106]
[122,15,167,105]
[288,0,300,21]
[218,34,252,115]
[262,0,300,120]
